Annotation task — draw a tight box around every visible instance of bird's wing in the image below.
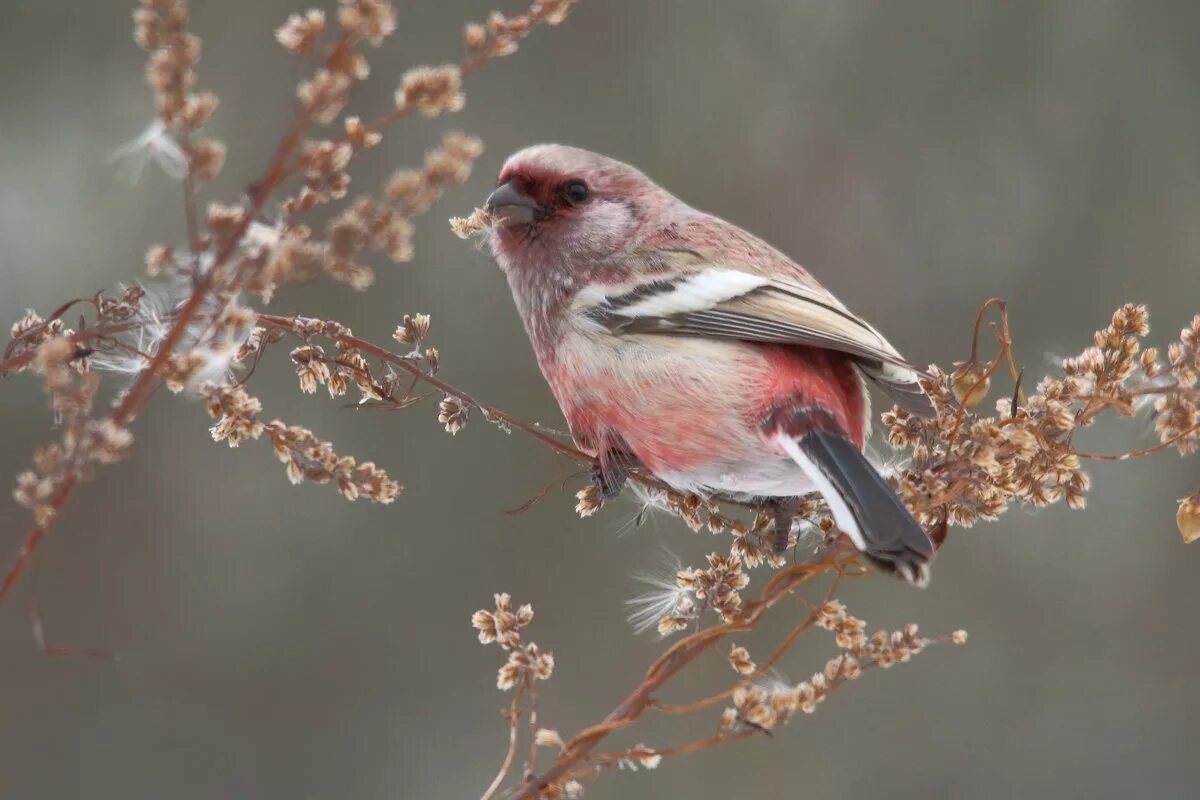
[581,244,935,417]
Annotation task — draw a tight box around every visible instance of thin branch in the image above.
[652,574,841,715]
[1075,424,1200,461]
[0,474,78,604]
[481,677,528,800]
[584,730,758,767]
[513,554,849,799]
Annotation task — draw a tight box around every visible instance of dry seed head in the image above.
[951,361,991,409]
[179,91,218,129]
[575,483,602,517]
[728,644,756,675]
[438,395,468,434]
[535,728,564,749]
[463,22,487,50]
[1178,496,1200,544]
[276,9,325,54]
[298,69,350,125]
[393,313,431,346]
[338,0,397,46]
[187,138,225,182]
[343,116,381,149]
[395,65,465,117]
[450,207,497,239]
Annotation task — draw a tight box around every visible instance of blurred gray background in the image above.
[2,1,1199,797]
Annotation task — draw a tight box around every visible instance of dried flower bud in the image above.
[950,361,991,409]
[344,116,381,149]
[463,22,487,50]
[728,644,756,675]
[534,728,563,748]
[394,65,464,117]
[188,139,226,182]
[393,313,431,346]
[1178,496,1200,544]
[438,395,468,434]
[144,244,173,276]
[179,91,218,129]
[298,69,350,125]
[450,207,496,239]
[276,9,326,53]
[338,0,397,46]
[575,484,602,517]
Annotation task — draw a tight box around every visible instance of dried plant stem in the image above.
[0,9,552,603]
[584,731,757,767]
[0,474,77,604]
[947,297,1020,450]
[481,676,529,800]
[652,573,842,715]
[526,677,540,775]
[1074,424,1200,461]
[0,107,310,606]
[514,555,848,799]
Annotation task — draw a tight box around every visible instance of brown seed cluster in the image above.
[252,131,484,293]
[288,2,398,124]
[393,313,431,347]
[438,395,470,435]
[449,206,499,239]
[204,383,400,503]
[727,644,756,676]
[395,66,465,117]
[472,593,554,691]
[133,0,223,182]
[676,553,749,623]
[1178,494,1200,544]
[883,305,1198,533]
[462,1,576,65]
[13,340,133,527]
[386,133,484,215]
[338,0,397,47]
[1,0,578,633]
[275,9,325,54]
[256,315,438,407]
[720,601,963,735]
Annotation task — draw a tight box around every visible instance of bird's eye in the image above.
[562,179,590,205]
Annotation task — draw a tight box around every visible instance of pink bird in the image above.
[484,145,936,584]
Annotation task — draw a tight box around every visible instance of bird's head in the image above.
[485,144,670,271]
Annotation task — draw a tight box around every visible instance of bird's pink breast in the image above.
[549,340,866,485]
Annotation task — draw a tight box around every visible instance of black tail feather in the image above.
[796,429,934,586]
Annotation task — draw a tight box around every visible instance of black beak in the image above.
[485,181,542,226]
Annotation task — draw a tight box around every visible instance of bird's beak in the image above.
[486,181,542,226]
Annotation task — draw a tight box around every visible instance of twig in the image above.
[652,573,841,715]
[514,555,847,799]
[481,677,528,800]
[583,730,758,767]
[1075,424,1200,461]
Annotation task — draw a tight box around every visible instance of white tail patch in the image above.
[775,433,867,553]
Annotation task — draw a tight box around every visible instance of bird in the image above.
[481,144,936,585]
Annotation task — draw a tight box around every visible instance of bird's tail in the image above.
[776,429,934,586]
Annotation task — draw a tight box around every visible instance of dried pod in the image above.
[1178,496,1200,544]
[951,361,991,409]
